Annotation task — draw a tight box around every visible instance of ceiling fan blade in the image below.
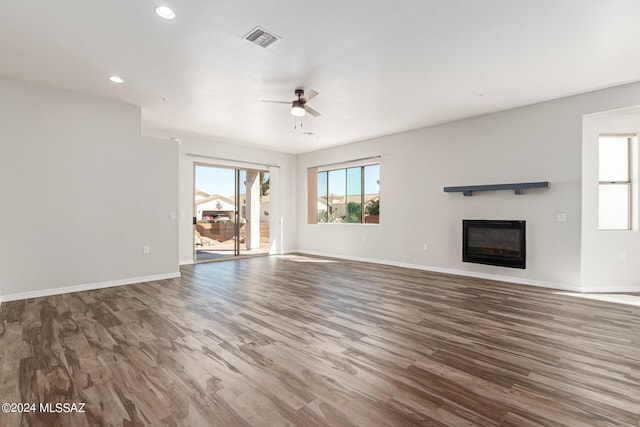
[304,105,321,117]
[261,99,290,104]
[302,89,319,102]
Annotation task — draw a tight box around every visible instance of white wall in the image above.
[582,110,640,292]
[0,77,179,301]
[176,136,296,265]
[296,81,640,292]
[4,75,640,299]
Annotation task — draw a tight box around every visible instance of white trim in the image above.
[187,153,279,170]
[291,250,582,292]
[316,156,381,172]
[581,285,640,293]
[0,272,181,303]
[180,259,195,266]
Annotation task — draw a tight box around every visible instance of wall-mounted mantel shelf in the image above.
[443,181,549,196]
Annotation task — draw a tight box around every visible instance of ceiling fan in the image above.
[262,89,321,117]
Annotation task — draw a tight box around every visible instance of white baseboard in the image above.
[179,259,194,266]
[291,250,583,292]
[0,272,181,303]
[581,285,640,293]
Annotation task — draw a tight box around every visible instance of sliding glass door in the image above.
[193,163,270,261]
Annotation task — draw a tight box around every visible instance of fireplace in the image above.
[463,220,526,269]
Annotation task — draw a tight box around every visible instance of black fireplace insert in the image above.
[463,220,526,269]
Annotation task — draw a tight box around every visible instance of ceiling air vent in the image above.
[243,26,281,48]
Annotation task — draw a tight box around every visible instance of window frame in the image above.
[598,134,634,231]
[311,160,380,225]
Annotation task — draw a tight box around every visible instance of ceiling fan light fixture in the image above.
[155,6,176,19]
[291,101,305,117]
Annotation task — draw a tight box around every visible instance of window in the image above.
[310,161,380,224]
[599,134,635,230]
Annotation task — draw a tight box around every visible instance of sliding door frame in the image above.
[192,161,271,263]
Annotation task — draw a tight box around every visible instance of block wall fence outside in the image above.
[196,223,238,241]
[194,223,270,241]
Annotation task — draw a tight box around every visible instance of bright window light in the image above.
[598,135,634,230]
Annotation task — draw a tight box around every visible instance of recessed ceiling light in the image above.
[108,75,124,83]
[155,6,176,19]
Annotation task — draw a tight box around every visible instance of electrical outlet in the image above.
[143,245,151,254]
[362,235,367,243]
[423,243,429,251]
[170,212,177,220]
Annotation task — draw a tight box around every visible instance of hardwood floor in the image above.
[1,254,640,426]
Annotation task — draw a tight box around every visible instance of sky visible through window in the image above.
[325,164,380,195]
[365,164,380,194]
[196,163,376,202]
[195,166,243,197]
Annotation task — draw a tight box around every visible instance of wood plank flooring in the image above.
[1,254,640,426]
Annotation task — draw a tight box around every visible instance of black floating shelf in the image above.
[443,181,549,196]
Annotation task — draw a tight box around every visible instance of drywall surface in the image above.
[582,111,640,291]
[0,77,179,300]
[296,81,640,291]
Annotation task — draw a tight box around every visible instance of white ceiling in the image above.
[2,1,640,154]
